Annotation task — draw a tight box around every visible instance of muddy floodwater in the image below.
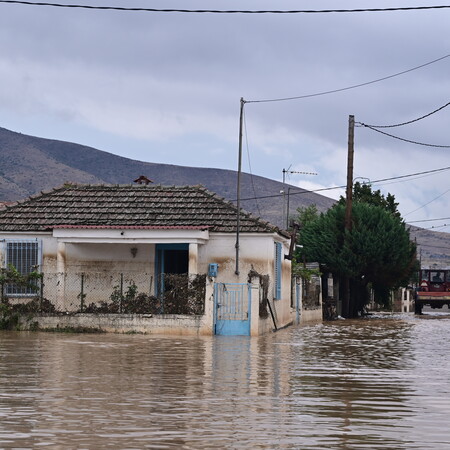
[1,312,450,449]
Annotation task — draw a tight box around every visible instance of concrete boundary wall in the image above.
[300,309,322,324]
[17,308,322,335]
[18,313,211,336]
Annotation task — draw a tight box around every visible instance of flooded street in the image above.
[1,313,450,449]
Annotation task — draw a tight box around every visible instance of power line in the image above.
[239,184,343,202]
[404,188,450,217]
[358,124,450,148]
[410,223,449,230]
[417,242,450,249]
[407,217,450,223]
[2,1,450,14]
[371,172,442,189]
[359,100,450,128]
[237,166,450,202]
[423,224,449,231]
[329,167,450,191]
[242,105,262,218]
[244,54,450,104]
[409,223,450,235]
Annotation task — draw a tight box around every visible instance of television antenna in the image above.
[282,166,318,228]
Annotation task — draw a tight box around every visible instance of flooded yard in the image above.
[1,312,450,449]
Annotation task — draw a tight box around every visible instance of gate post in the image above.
[250,276,260,336]
[202,276,215,335]
[56,241,66,311]
[295,276,302,325]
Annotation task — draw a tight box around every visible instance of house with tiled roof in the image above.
[0,184,296,335]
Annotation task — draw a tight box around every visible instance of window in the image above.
[431,271,444,283]
[274,242,282,300]
[4,240,41,295]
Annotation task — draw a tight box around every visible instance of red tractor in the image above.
[415,269,450,314]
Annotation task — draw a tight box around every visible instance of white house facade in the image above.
[0,184,295,335]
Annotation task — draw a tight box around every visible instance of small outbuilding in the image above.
[0,184,295,335]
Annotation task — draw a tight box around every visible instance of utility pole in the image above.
[345,115,355,233]
[343,115,355,317]
[235,97,245,275]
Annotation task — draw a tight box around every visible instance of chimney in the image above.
[133,175,153,185]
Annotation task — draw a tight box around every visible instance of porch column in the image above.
[188,243,199,275]
[56,241,66,310]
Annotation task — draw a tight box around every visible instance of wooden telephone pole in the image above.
[343,115,355,317]
[345,115,355,232]
[235,97,245,275]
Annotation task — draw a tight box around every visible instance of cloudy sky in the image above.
[0,0,449,230]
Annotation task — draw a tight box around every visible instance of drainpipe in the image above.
[235,97,245,275]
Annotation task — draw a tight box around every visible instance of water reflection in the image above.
[1,314,450,448]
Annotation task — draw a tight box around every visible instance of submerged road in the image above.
[1,312,450,448]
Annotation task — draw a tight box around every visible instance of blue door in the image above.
[214,283,251,336]
[155,243,189,297]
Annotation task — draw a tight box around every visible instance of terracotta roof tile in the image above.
[0,184,288,237]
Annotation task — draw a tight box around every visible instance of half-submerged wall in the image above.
[18,313,211,336]
[16,277,216,335]
[291,273,323,325]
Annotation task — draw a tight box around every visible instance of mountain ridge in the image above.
[0,126,334,224]
[0,126,448,267]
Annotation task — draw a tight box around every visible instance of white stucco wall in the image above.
[1,228,292,334]
[200,233,292,331]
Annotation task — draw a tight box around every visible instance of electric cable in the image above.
[358,124,450,148]
[238,166,450,202]
[1,1,450,14]
[244,54,450,104]
[425,223,450,230]
[359,101,450,128]
[243,105,262,218]
[370,172,444,188]
[404,188,450,217]
[415,242,450,249]
[407,217,450,223]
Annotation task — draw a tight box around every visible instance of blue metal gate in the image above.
[214,283,251,336]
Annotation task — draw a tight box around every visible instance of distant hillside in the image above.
[408,226,450,269]
[0,126,448,266]
[0,126,333,226]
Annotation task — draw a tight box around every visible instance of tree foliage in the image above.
[296,185,417,315]
[0,264,42,302]
[296,204,319,228]
[337,181,400,218]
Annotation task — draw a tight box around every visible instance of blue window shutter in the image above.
[275,242,282,300]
